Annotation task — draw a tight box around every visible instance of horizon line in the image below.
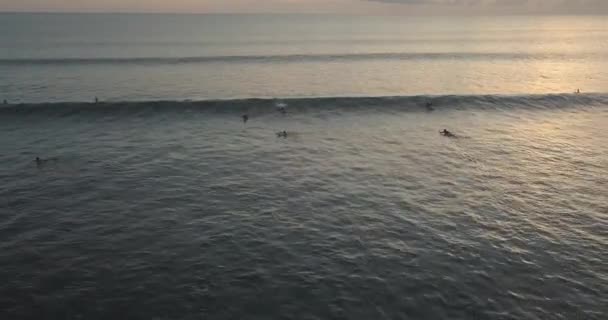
[0,11,606,17]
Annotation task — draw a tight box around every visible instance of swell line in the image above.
[1,93,606,116]
[1,52,604,66]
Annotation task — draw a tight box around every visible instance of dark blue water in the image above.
[1,94,607,319]
[1,12,607,319]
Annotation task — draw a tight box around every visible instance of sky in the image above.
[1,0,608,15]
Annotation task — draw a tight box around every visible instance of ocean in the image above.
[1,13,607,319]
[2,14,608,102]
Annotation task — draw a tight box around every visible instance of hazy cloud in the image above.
[1,0,607,14]
[365,0,608,13]
[367,0,603,7]
[368,0,574,4]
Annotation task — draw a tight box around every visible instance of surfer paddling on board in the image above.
[35,157,58,166]
[440,129,456,138]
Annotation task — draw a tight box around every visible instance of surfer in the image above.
[35,157,58,165]
[35,157,50,166]
[276,131,288,138]
[440,129,456,138]
[276,102,287,115]
[575,89,581,94]
[94,96,99,104]
[242,114,249,124]
[426,102,434,111]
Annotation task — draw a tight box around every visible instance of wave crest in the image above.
[1,93,606,117]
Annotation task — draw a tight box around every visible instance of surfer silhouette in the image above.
[35,157,58,166]
[440,129,456,138]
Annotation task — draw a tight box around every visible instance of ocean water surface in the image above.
[0,13,607,320]
[1,14,608,101]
